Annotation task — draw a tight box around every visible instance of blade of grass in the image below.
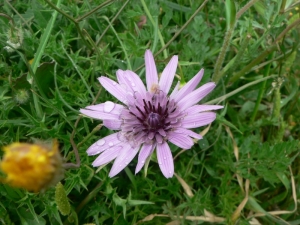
[100,16,132,70]
[60,42,95,99]
[29,0,62,118]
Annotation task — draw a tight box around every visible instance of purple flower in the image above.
[80,50,223,178]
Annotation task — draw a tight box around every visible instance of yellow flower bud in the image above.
[0,140,63,192]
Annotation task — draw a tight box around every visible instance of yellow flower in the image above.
[0,140,63,192]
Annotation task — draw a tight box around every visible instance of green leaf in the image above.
[225,0,236,29]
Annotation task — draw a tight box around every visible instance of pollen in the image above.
[150,83,160,94]
[0,140,63,192]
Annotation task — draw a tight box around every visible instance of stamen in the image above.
[136,106,146,118]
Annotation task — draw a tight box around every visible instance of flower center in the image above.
[119,90,183,146]
[147,112,161,128]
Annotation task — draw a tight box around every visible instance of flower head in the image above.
[0,140,63,192]
[80,50,223,178]
[4,27,23,52]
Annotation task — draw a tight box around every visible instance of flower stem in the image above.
[212,26,234,84]
[140,0,168,59]
[236,0,259,19]
[229,45,277,84]
[250,52,274,123]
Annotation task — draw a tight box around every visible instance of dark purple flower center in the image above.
[148,112,160,128]
[119,90,183,146]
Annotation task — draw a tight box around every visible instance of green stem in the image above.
[140,0,168,59]
[280,0,287,14]
[212,27,234,84]
[75,182,103,213]
[250,52,274,123]
[100,16,132,70]
[275,18,300,42]
[154,0,209,58]
[44,0,76,23]
[272,86,281,120]
[95,0,130,48]
[229,45,277,84]
[236,0,259,19]
[0,13,14,26]
[44,0,90,49]
[224,33,251,75]
[75,0,114,22]
[61,42,95,99]
[134,0,209,72]
[205,75,277,105]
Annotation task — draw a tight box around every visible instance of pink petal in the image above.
[156,142,174,178]
[159,55,178,94]
[124,70,147,97]
[92,145,122,167]
[173,69,204,102]
[80,109,119,120]
[85,102,125,115]
[177,82,216,110]
[109,145,139,177]
[87,132,121,155]
[98,77,128,104]
[135,144,155,174]
[168,132,194,149]
[170,81,180,99]
[182,112,216,129]
[185,105,224,114]
[116,69,128,88]
[145,50,158,91]
[103,120,122,130]
[173,128,202,139]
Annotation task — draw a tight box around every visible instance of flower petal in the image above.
[85,102,125,114]
[145,50,158,91]
[98,77,127,104]
[173,128,202,139]
[173,69,204,102]
[135,144,155,174]
[177,82,216,110]
[92,145,122,167]
[170,81,180,99]
[185,105,224,114]
[159,55,178,94]
[87,133,122,156]
[103,120,122,130]
[156,142,174,178]
[80,109,119,120]
[168,132,194,149]
[116,69,129,88]
[124,70,147,96]
[109,144,139,177]
[182,112,216,129]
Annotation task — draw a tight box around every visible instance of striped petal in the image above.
[92,145,122,167]
[185,105,224,114]
[80,109,119,121]
[103,120,122,130]
[98,77,128,104]
[156,142,174,178]
[159,55,178,94]
[173,69,204,102]
[109,144,139,177]
[135,144,155,174]
[168,132,194,149]
[177,82,216,110]
[87,132,121,156]
[145,50,158,91]
[182,112,216,129]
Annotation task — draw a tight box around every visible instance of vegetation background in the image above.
[0,0,299,224]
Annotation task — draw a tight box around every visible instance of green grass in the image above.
[0,0,299,224]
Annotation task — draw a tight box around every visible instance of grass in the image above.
[0,0,299,224]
